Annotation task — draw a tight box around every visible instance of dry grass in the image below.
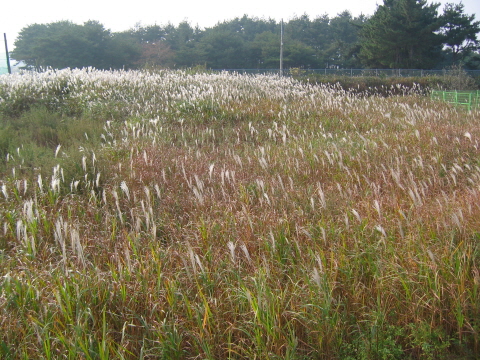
[0,69,479,359]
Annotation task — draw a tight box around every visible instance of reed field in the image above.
[0,69,479,359]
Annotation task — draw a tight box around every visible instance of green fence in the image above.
[431,90,480,111]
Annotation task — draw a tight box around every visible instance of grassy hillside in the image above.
[0,69,479,359]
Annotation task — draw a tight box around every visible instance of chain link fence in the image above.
[215,68,480,77]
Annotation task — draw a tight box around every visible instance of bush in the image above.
[295,72,480,95]
[0,106,104,176]
[439,65,478,90]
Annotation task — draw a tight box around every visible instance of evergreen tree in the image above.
[309,14,332,66]
[164,22,204,67]
[359,0,443,69]
[199,28,246,68]
[440,2,480,64]
[325,11,365,68]
[12,21,141,70]
[250,31,280,68]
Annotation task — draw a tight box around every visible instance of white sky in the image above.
[1,0,480,50]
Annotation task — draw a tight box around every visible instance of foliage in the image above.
[323,11,366,68]
[136,42,176,69]
[10,6,480,71]
[440,64,478,89]
[198,28,246,69]
[359,0,444,69]
[12,21,141,70]
[251,31,281,68]
[164,21,205,67]
[439,2,480,65]
[296,72,480,95]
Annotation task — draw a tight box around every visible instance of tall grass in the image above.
[0,69,479,359]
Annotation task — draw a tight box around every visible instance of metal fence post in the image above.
[3,33,11,74]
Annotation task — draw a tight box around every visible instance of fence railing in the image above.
[431,90,480,111]
[214,68,480,77]
[2,67,479,77]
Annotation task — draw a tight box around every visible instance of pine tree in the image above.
[440,2,480,64]
[359,0,443,69]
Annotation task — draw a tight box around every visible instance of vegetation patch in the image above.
[0,69,479,359]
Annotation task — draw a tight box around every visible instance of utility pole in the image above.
[4,33,11,74]
[280,19,283,76]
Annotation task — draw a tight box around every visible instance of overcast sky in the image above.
[1,0,479,49]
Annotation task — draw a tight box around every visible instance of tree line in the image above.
[11,0,480,71]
